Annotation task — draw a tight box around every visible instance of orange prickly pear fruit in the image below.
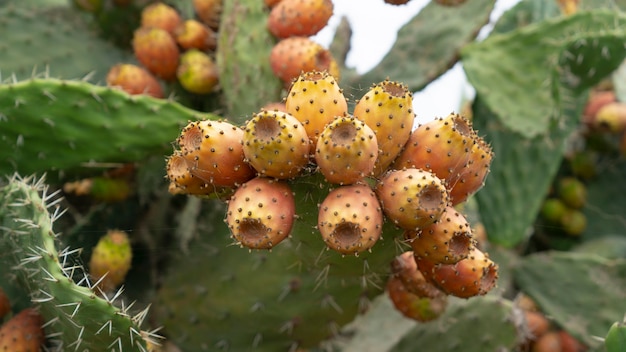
[177,49,219,94]
[132,27,180,81]
[193,0,222,30]
[583,90,615,125]
[174,19,217,52]
[390,251,447,299]
[386,275,447,322]
[89,230,133,292]
[270,37,339,86]
[166,152,233,197]
[106,63,164,98]
[267,0,333,39]
[140,2,182,34]
[0,308,45,351]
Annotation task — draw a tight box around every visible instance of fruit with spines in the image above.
[89,229,133,293]
[315,115,378,185]
[106,63,164,98]
[225,177,296,249]
[0,308,45,352]
[193,0,223,30]
[386,275,448,322]
[140,2,182,34]
[177,120,255,188]
[375,168,450,230]
[317,183,384,255]
[174,19,217,52]
[415,246,498,298]
[270,37,340,86]
[557,177,587,209]
[285,70,349,151]
[242,110,311,179]
[132,27,180,81]
[177,49,219,94]
[390,251,447,299]
[353,79,415,175]
[393,113,493,205]
[405,206,475,265]
[267,0,334,39]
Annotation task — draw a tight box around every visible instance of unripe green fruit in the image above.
[558,177,587,209]
[560,208,587,237]
[540,198,568,224]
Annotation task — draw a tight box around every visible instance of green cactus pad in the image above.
[462,10,626,138]
[0,174,151,351]
[348,0,495,93]
[0,3,135,83]
[390,296,522,352]
[0,78,216,176]
[514,251,626,349]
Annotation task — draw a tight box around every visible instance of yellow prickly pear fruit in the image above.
[177,49,219,94]
[89,230,133,293]
[594,102,626,133]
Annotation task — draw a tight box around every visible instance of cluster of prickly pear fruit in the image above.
[540,176,588,237]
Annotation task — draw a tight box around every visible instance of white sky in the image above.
[312,0,521,124]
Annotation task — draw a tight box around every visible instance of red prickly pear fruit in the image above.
[317,183,384,255]
[140,2,182,34]
[593,102,626,133]
[375,168,450,230]
[523,310,551,343]
[177,49,219,94]
[0,308,45,351]
[225,177,296,249]
[267,0,333,39]
[540,198,568,224]
[405,206,475,265]
[242,110,310,179]
[532,331,562,352]
[0,287,10,320]
[415,246,498,298]
[386,275,447,322]
[557,177,587,209]
[315,115,378,185]
[174,19,217,52]
[260,101,288,113]
[177,120,255,188]
[390,251,447,299]
[193,0,222,30]
[106,63,164,98]
[560,208,587,237]
[285,71,348,151]
[583,90,615,125]
[393,113,493,205]
[132,27,180,81]
[89,230,133,293]
[558,330,587,352]
[270,37,340,86]
[353,80,415,175]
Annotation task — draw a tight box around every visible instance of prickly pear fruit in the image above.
[242,110,310,179]
[177,120,255,188]
[594,102,626,133]
[540,198,568,224]
[315,115,378,185]
[405,206,475,265]
[106,63,164,98]
[560,208,587,237]
[174,19,217,52]
[557,177,587,209]
[583,90,615,125]
[63,177,131,203]
[177,49,219,94]
[270,37,339,86]
[353,80,414,175]
[265,0,283,8]
[385,0,412,5]
[89,229,133,292]
[193,0,222,30]
[0,308,44,352]
[415,246,498,298]
[390,251,447,299]
[285,70,348,150]
[225,177,296,249]
[132,27,180,81]
[267,0,333,39]
[386,275,447,322]
[317,183,383,255]
[260,101,288,113]
[393,113,492,205]
[0,288,9,320]
[523,310,551,343]
[605,320,626,352]
[375,168,449,230]
[140,2,182,34]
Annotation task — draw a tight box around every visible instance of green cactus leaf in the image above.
[514,251,626,349]
[0,79,215,177]
[348,0,495,93]
[491,0,560,34]
[0,4,135,83]
[462,10,626,138]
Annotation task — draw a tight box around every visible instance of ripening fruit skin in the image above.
[532,331,562,352]
[560,208,587,237]
[523,310,551,342]
[132,27,180,81]
[242,110,310,179]
[0,308,45,352]
[193,0,222,30]
[267,0,333,39]
[353,80,415,175]
[270,37,340,86]
[415,246,498,298]
[225,177,296,249]
[315,115,378,185]
[166,151,233,197]
[386,275,448,322]
[594,102,626,133]
[89,230,133,292]
[106,63,164,98]
[375,168,450,230]
[390,251,447,299]
[177,49,219,94]
[0,287,10,320]
[405,206,475,265]
[140,2,182,34]
[393,113,493,205]
[557,177,587,209]
[177,120,255,188]
[285,71,348,151]
[583,90,615,125]
[317,183,384,255]
[174,19,217,52]
[558,330,587,352]
[540,198,568,224]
